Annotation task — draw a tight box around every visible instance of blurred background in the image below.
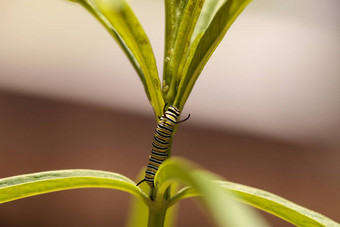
[0,0,339,226]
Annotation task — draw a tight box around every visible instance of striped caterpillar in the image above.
[137,105,190,188]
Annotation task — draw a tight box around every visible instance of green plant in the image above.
[0,0,339,226]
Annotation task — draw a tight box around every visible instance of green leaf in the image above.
[171,180,340,227]
[173,0,252,109]
[163,0,205,105]
[155,158,269,227]
[126,195,149,227]
[68,0,164,117]
[0,169,148,204]
[163,0,186,84]
[164,184,180,227]
[127,167,178,227]
[126,168,151,227]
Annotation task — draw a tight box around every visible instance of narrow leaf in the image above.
[155,158,269,227]
[126,169,150,227]
[170,180,340,227]
[163,184,179,227]
[127,168,178,227]
[0,169,148,204]
[174,0,252,109]
[163,0,205,105]
[163,0,187,83]
[68,0,164,117]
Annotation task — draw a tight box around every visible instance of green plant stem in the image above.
[147,200,168,227]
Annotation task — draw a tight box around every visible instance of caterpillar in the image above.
[137,105,190,188]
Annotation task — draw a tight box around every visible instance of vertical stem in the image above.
[147,200,168,227]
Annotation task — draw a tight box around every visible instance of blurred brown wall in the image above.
[0,90,339,226]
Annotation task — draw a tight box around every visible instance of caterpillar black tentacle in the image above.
[137,105,188,188]
[176,113,190,124]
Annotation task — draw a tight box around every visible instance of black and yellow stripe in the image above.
[137,106,187,188]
